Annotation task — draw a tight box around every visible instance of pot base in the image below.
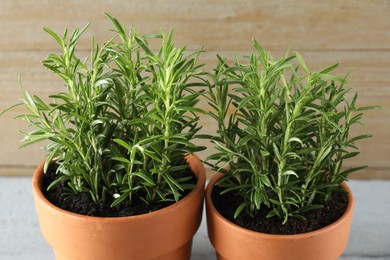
[206,173,354,260]
[53,240,193,260]
[33,154,206,260]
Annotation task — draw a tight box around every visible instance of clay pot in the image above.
[205,172,354,260]
[32,154,205,260]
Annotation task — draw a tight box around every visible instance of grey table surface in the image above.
[1,177,389,260]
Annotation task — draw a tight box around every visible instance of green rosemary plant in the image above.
[205,40,378,224]
[1,14,205,209]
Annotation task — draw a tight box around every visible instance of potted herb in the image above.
[1,14,206,260]
[204,41,378,260]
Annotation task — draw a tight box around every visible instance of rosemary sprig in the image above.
[205,40,379,223]
[2,14,206,208]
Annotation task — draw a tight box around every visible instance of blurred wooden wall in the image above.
[0,0,389,178]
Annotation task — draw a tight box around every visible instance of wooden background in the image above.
[0,0,389,178]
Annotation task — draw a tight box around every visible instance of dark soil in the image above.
[212,185,348,235]
[42,163,197,217]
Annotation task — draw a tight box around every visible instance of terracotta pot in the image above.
[205,172,354,260]
[32,154,205,260]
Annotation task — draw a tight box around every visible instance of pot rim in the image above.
[32,153,205,222]
[206,172,354,240]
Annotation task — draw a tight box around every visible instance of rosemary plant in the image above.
[206,40,378,224]
[2,14,205,209]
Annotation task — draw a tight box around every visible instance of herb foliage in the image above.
[2,14,205,208]
[205,40,378,224]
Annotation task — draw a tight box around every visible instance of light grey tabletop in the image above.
[1,178,389,260]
